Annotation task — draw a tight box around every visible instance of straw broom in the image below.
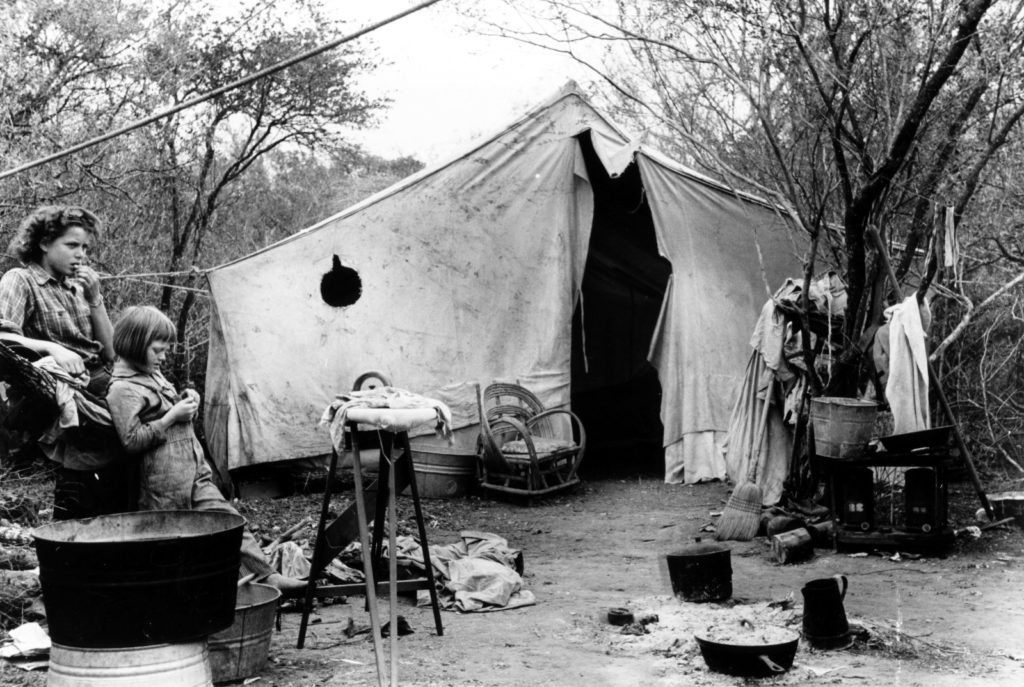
[717,375,774,541]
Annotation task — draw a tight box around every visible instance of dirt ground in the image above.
[4,467,1024,687]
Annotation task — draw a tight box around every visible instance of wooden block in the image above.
[807,520,835,547]
[770,527,814,564]
[766,515,807,538]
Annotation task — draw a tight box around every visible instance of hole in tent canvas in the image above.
[320,254,361,307]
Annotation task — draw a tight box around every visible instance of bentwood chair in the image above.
[475,382,586,500]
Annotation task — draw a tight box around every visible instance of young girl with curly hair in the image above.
[0,205,130,519]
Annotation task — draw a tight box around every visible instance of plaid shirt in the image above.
[0,263,103,366]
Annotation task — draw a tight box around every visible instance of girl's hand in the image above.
[72,265,102,303]
[165,397,199,425]
[180,388,201,405]
[48,344,86,376]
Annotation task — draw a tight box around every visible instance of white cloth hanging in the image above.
[885,296,930,433]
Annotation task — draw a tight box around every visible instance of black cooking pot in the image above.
[34,510,244,647]
[665,541,732,602]
[695,619,799,677]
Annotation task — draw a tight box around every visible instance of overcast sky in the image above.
[335,1,590,164]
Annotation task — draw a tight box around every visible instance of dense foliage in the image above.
[0,0,422,457]
[0,0,421,380]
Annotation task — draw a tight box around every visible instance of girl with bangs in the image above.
[106,305,305,593]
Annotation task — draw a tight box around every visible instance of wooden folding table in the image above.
[297,407,444,687]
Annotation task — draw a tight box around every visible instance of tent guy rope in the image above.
[0,0,445,182]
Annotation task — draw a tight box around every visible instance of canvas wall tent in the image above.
[203,83,803,485]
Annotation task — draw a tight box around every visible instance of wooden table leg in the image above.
[828,464,839,552]
[351,427,388,687]
[371,434,395,572]
[387,446,399,687]
[399,432,444,635]
[297,447,340,649]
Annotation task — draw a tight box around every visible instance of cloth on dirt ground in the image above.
[323,558,364,584]
[320,386,454,452]
[884,295,930,434]
[267,540,311,580]
[385,530,535,612]
[441,558,534,612]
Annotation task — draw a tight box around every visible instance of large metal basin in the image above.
[208,582,280,683]
[34,511,244,647]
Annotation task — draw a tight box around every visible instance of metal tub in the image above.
[34,511,244,647]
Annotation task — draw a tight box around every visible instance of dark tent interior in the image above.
[571,132,672,478]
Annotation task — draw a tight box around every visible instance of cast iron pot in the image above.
[665,540,731,602]
[695,620,799,678]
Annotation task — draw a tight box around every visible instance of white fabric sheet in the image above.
[885,296,930,433]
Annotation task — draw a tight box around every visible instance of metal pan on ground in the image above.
[694,619,799,678]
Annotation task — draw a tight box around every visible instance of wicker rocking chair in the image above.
[475,382,586,499]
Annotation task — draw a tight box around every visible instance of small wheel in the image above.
[353,370,391,391]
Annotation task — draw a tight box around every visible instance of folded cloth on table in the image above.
[320,386,454,451]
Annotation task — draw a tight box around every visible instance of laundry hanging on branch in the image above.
[721,273,848,506]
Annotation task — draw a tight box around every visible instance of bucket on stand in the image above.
[810,397,878,458]
[47,642,212,687]
[208,583,281,684]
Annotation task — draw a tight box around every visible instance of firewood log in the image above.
[770,527,814,564]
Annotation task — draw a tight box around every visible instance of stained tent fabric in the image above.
[203,84,802,484]
[641,153,799,482]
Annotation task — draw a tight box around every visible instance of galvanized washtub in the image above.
[208,582,281,683]
[47,642,213,687]
[33,510,244,648]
